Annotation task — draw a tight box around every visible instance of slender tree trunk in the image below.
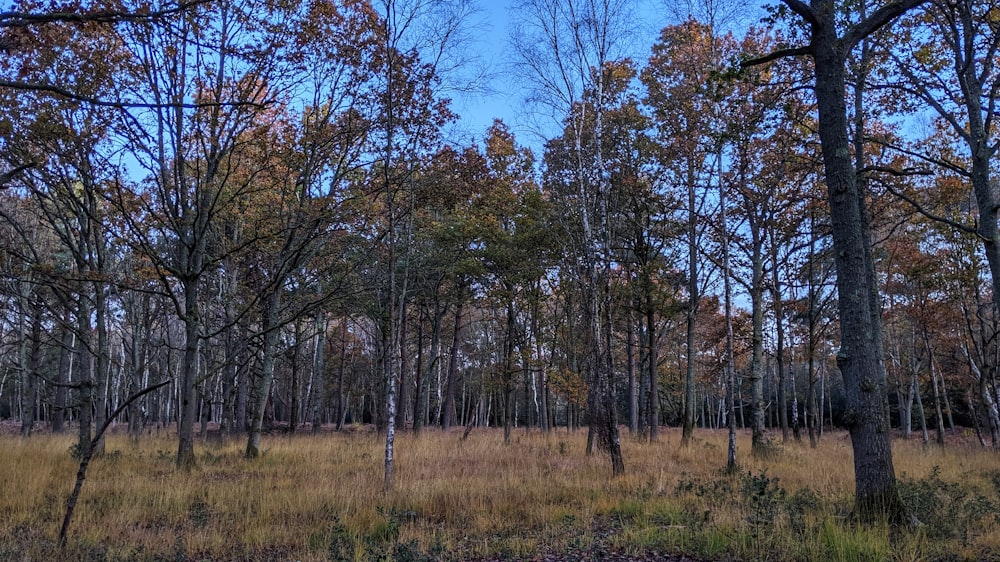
[627,305,638,434]
[913,372,929,446]
[336,319,348,431]
[647,289,659,442]
[246,292,282,459]
[396,307,409,431]
[20,298,41,437]
[176,278,200,470]
[720,171,737,471]
[682,163,698,447]
[92,285,110,455]
[749,250,767,455]
[75,295,94,458]
[53,313,73,433]
[443,296,464,430]
[533,291,549,433]
[772,256,789,443]
[312,311,327,432]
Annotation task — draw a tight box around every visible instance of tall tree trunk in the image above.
[75,295,94,458]
[627,305,638,434]
[720,170,737,471]
[53,312,73,433]
[176,277,200,470]
[647,289,659,442]
[395,307,409,431]
[749,242,767,456]
[809,4,909,521]
[246,292,282,459]
[312,311,327,433]
[772,252,789,443]
[745,0,922,522]
[682,162,698,447]
[336,319,348,431]
[443,296,464,430]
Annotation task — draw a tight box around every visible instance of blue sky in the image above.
[445,0,769,154]
[445,0,666,152]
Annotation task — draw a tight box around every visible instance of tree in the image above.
[642,19,722,447]
[108,0,296,469]
[515,0,635,476]
[0,8,127,453]
[748,0,926,523]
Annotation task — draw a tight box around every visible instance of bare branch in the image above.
[880,179,980,237]
[741,45,811,69]
[0,0,212,28]
[0,162,35,186]
[844,0,930,51]
[781,0,819,27]
[0,80,272,109]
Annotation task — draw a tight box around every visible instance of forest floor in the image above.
[1,424,998,561]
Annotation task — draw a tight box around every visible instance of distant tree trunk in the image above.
[127,293,151,441]
[235,339,248,433]
[19,297,41,437]
[395,308,409,431]
[504,302,516,444]
[75,295,94,458]
[627,306,638,434]
[647,282,659,442]
[52,314,73,433]
[682,162,698,447]
[913,372,929,446]
[922,332,947,446]
[336,319,348,431]
[772,255,789,443]
[443,296,464,430]
[92,284,110,456]
[290,322,301,434]
[901,364,913,438]
[177,278,201,470]
[533,291,549,433]
[246,292,281,459]
[312,311,326,433]
[806,209,820,448]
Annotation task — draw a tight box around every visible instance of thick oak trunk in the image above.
[811,12,906,522]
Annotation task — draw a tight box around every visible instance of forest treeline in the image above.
[0,0,998,520]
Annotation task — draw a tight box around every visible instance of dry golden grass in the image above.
[1,427,998,561]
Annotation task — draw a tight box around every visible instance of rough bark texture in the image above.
[748,0,925,522]
[808,0,909,523]
[176,280,200,471]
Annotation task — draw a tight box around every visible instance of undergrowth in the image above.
[0,429,997,561]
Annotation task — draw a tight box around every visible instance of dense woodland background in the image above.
[0,0,998,493]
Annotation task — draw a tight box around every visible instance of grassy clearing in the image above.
[1,427,998,561]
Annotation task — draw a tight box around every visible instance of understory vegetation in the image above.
[2,428,998,561]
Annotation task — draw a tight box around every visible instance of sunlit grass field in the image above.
[2,426,998,561]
